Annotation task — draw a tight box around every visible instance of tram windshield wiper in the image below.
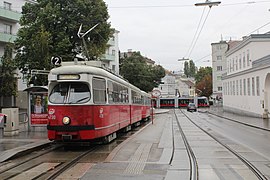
[75,97,90,103]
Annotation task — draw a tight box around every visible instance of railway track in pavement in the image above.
[173,109,268,179]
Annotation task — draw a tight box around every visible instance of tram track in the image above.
[0,119,151,180]
[173,109,198,180]
[45,146,97,180]
[180,109,268,180]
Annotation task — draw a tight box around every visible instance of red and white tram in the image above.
[47,65,151,142]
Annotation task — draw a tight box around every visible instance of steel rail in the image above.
[182,109,268,180]
[45,146,97,180]
[174,110,198,180]
[0,145,62,174]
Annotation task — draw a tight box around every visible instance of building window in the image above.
[4,2,11,10]
[218,86,222,91]
[217,76,222,81]
[240,79,242,95]
[236,80,239,95]
[233,81,235,95]
[217,56,222,60]
[4,24,12,34]
[230,81,232,95]
[247,78,250,96]
[247,50,250,66]
[112,49,115,55]
[235,56,238,71]
[243,79,246,95]
[217,66,222,71]
[239,54,242,70]
[256,76,260,96]
[243,52,246,68]
[232,58,235,71]
[252,77,255,96]
[227,61,230,74]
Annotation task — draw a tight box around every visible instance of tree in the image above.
[195,66,212,83]
[14,0,111,85]
[195,67,212,97]
[184,61,189,77]
[0,43,17,97]
[183,60,196,78]
[189,60,196,77]
[120,52,165,92]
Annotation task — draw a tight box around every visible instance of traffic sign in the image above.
[51,56,62,66]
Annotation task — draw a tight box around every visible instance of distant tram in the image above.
[158,96,209,108]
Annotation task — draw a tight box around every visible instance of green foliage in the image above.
[195,67,213,97]
[183,60,196,78]
[120,52,165,92]
[0,43,17,97]
[184,61,189,77]
[196,74,212,98]
[14,0,111,85]
[195,66,212,83]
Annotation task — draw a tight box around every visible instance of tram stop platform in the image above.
[0,107,269,179]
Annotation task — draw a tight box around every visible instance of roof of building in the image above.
[181,79,195,87]
[252,54,270,68]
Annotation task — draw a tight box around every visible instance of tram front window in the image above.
[49,82,90,104]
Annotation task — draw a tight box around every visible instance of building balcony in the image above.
[0,32,17,43]
[100,54,115,61]
[0,7,21,22]
[107,39,115,46]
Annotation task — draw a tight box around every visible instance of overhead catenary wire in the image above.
[108,1,270,9]
[188,7,212,58]
[185,7,206,58]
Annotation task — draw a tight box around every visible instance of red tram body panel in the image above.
[47,64,151,142]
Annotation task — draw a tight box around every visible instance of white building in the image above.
[157,74,195,98]
[0,0,36,107]
[222,33,270,118]
[100,30,120,75]
[0,0,36,63]
[211,41,229,99]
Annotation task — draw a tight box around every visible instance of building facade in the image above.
[211,41,229,99]
[222,33,270,118]
[100,30,120,75]
[0,0,34,62]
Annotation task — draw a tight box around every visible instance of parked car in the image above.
[187,103,197,112]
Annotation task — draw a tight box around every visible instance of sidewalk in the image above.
[0,109,169,164]
[0,130,50,163]
[200,105,270,131]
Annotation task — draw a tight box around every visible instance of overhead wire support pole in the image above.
[77,23,99,61]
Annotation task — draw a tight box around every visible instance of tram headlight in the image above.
[62,116,71,125]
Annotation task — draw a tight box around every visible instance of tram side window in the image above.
[108,80,129,104]
[132,91,142,104]
[93,78,106,104]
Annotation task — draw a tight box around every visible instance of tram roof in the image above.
[50,65,141,92]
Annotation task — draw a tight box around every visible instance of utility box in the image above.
[2,108,19,136]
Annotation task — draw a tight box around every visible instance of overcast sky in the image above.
[103,0,270,71]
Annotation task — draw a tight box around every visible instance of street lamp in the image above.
[195,0,221,8]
